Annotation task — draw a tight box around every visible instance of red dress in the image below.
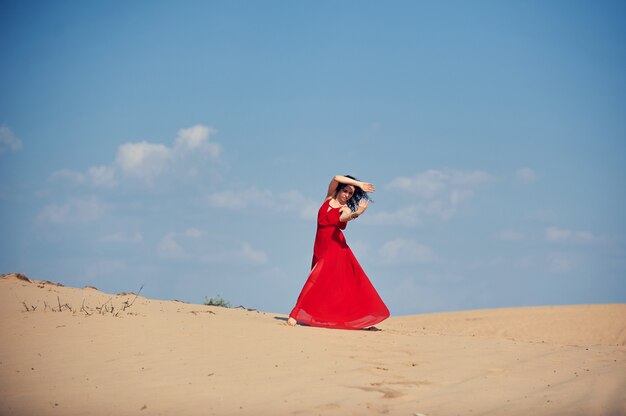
[289,198,390,329]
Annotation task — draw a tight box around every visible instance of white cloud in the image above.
[545,226,603,244]
[366,206,423,226]
[38,197,106,224]
[157,233,188,260]
[52,166,116,188]
[38,204,71,224]
[377,169,493,225]
[548,252,575,272]
[516,167,538,183]
[51,169,87,185]
[545,226,571,241]
[116,141,172,180]
[84,260,128,280]
[157,230,213,262]
[184,227,205,238]
[241,242,268,265]
[174,124,220,157]
[388,170,447,199]
[379,238,436,264]
[454,170,494,187]
[0,125,22,154]
[366,199,461,226]
[88,165,116,188]
[207,188,266,209]
[50,124,220,188]
[389,169,492,197]
[156,229,269,266]
[449,189,474,205]
[207,187,318,220]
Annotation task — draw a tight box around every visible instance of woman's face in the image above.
[336,185,355,205]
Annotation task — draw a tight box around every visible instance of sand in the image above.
[1,273,624,416]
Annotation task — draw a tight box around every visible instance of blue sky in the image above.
[1,1,625,315]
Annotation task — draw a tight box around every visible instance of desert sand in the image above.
[1,273,624,416]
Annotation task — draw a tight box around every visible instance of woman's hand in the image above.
[357,199,369,214]
[340,200,369,222]
[359,182,376,193]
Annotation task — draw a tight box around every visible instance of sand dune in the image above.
[1,273,625,415]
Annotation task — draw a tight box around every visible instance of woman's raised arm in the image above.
[326,175,376,199]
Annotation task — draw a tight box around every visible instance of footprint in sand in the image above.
[354,385,405,399]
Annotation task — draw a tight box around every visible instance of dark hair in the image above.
[335,175,372,212]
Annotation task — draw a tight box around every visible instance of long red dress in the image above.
[289,198,390,329]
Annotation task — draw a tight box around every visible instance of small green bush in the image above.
[203,295,231,308]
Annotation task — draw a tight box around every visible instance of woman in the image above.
[287,175,390,329]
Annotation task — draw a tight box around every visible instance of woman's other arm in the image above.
[339,199,369,222]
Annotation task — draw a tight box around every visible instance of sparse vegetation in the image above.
[204,295,231,308]
[2,273,31,282]
[17,283,144,317]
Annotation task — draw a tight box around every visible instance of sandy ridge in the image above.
[1,273,625,415]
